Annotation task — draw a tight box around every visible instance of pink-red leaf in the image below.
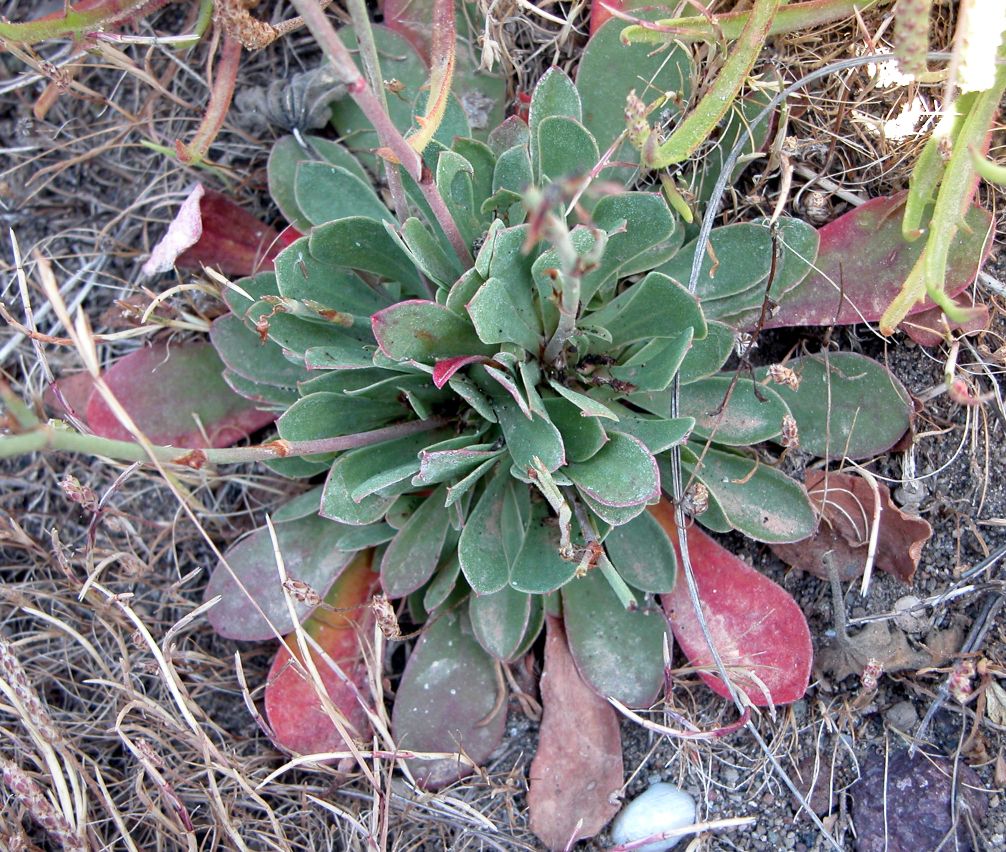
[770,470,931,584]
[651,499,812,705]
[86,340,275,447]
[763,194,991,333]
[265,551,380,755]
[174,189,293,277]
[432,354,490,388]
[529,615,623,850]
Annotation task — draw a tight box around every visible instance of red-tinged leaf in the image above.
[381,0,435,61]
[44,371,95,419]
[770,471,931,584]
[86,340,275,447]
[762,194,991,332]
[391,609,507,789]
[174,189,287,277]
[265,551,380,755]
[651,499,812,705]
[529,615,623,851]
[589,0,653,35]
[432,354,489,389]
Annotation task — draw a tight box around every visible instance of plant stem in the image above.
[343,0,409,223]
[176,32,242,164]
[0,418,446,466]
[289,0,473,267]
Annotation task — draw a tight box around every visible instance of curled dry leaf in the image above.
[528,616,623,851]
[770,471,932,584]
[141,183,205,277]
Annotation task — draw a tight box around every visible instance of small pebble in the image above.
[893,595,928,633]
[610,782,696,852]
[885,700,918,731]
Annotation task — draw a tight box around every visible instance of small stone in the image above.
[893,596,928,633]
[884,700,918,731]
[722,766,740,786]
[610,782,696,852]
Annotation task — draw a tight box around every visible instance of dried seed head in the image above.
[949,659,977,704]
[780,414,800,449]
[861,658,883,691]
[134,738,165,769]
[766,363,800,390]
[283,578,321,607]
[681,482,709,517]
[1,758,86,852]
[0,634,63,746]
[624,90,651,151]
[802,190,830,224]
[60,474,98,512]
[372,594,401,640]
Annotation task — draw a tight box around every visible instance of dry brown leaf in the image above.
[528,616,623,851]
[771,470,932,583]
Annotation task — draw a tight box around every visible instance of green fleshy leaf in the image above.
[679,321,735,383]
[510,497,579,594]
[372,299,494,362]
[453,137,496,221]
[448,374,498,423]
[469,585,533,661]
[399,217,463,289]
[603,407,694,454]
[581,490,648,527]
[414,444,504,486]
[532,226,598,335]
[271,487,324,523]
[658,223,773,301]
[754,352,912,461]
[424,554,463,612]
[495,395,566,473]
[210,314,310,387]
[222,370,296,408]
[562,568,667,707]
[580,193,678,304]
[609,331,693,393]
[295,162,393,227]
[536,116,599,184]
[264,454,333,480]
[310,217,423,293]
[381,487,451,597]
[274,237,391,316]
[487,115,530,156]
[546,379,619,421]
[511,594,545,658]
[681,376,788,445]
[458,469,513,594]
[492,144,533,214]
[222,271,278,316]
[484,364,532,418]
[435,149,480,247]
[683,443,816,543]
[542,396,607,463]
[335,522,396,551]
[267,135,369,232]
[277,393,404,444]
[604,511,677,594]
[567,431,659,509]
[444,266,485,315]
[445,455,501,507]
[577,14,692,177]
[466,275,543,351]
[585,271,705,347]
[529,67,582,178]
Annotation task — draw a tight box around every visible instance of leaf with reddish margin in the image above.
[85,340,276,447]
[174,190,298,277]
[391,609,507,789]
[762,194,991,332]
[900,293,990,346]
[651,499,812,705]
[432,354,490,388]
[265,551,380,755]
[770,470,931,584]
[528,616,623,851]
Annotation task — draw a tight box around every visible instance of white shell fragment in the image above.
[610,782,696,852]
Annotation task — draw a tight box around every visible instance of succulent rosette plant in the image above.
[201,17,919,788]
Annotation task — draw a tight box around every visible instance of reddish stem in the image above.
[176,33,242,165]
